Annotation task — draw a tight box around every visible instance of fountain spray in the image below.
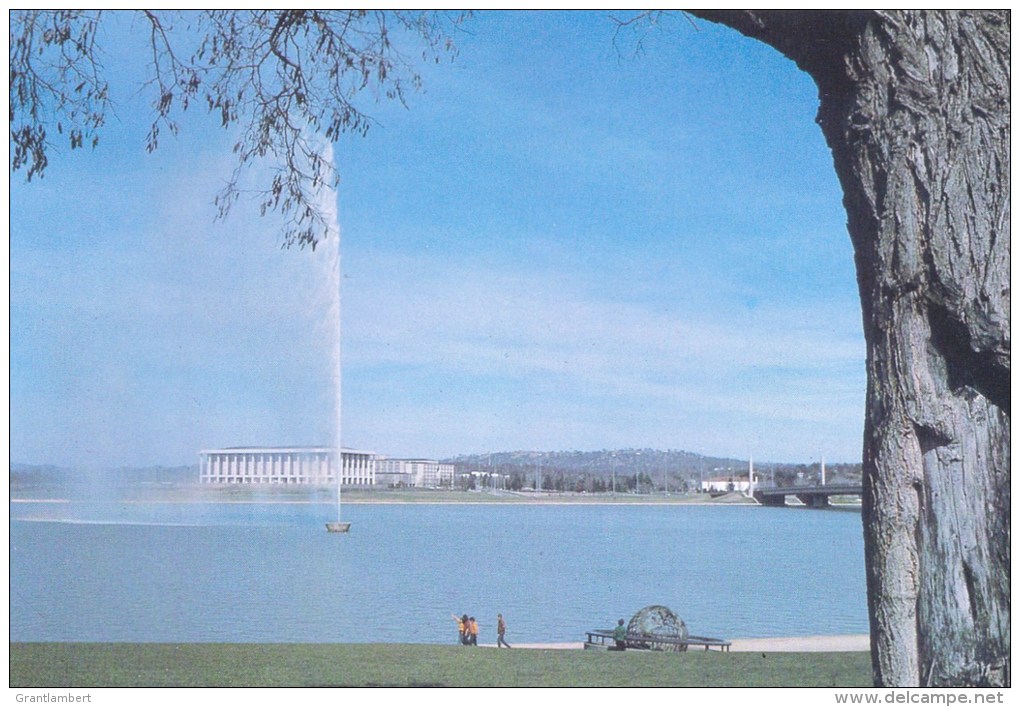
[314,140,349,534]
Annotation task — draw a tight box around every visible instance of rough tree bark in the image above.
[690,10,1010,687]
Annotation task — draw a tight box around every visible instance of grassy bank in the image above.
[10,643,872,688]
[11,484,758,505]
[340,488,755,505]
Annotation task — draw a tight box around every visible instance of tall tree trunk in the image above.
[691,10,1010,687]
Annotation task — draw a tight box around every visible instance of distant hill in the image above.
[10,450,861,495]
[441,449,861,490]
[444,448,743,477]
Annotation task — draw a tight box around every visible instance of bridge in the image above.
[753,484,863,509]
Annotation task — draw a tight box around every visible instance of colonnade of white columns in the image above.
[341,452,373,485]
[198,447,375,486]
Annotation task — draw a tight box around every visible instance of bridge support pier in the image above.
[796,493,830,509]
[754,484,862,509]
[753,491,786,506]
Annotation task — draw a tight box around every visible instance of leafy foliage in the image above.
[9,9,466,248]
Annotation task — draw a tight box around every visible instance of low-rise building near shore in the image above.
[701,475,757,494]
[375,458,454,488]
[199,446,376,486]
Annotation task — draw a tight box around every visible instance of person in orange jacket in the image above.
[468,616,479,646]
[452,613,469,644]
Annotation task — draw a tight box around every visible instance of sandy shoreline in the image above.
[492,635,869,652]
[728,634,869,652]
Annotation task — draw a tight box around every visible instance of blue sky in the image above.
[9,11,866,468]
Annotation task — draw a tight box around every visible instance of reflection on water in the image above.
[10,502,867,644]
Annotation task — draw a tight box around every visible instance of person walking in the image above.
[496,613,511,648]
[468,617,479,646]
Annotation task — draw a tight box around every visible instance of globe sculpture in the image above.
[626,605,689,652]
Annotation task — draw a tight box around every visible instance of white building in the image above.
[199,446,375,486]
[701,474,758,494]
[374,458,454,488]
[374,457,415,487]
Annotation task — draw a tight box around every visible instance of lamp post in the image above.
[699,450,705,495]
[635,450,642,494]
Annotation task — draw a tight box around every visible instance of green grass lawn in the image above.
[10,643,872,688]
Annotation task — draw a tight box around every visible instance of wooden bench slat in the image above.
[585,629,731,652]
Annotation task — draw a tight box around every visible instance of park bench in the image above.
[584,629,731,652]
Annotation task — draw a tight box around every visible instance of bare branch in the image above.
[10,9,468,246]
[608,11,697,61]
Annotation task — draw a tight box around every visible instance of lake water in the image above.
[10,501,868,644]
